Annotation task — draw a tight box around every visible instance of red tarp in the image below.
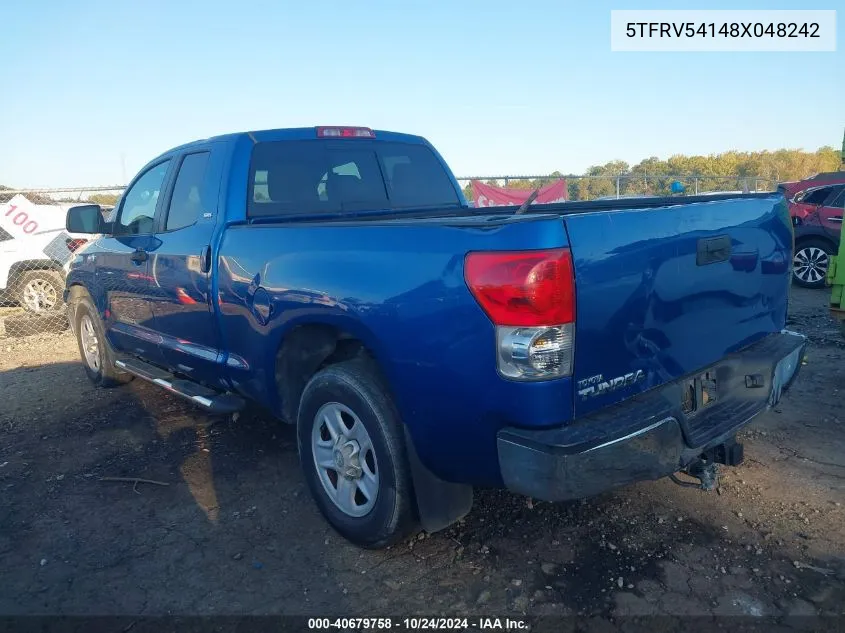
[470,180,567,207]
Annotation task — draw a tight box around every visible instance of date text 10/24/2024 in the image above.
[308,618,529,630]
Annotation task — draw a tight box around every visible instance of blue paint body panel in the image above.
[217,215,573,485]
[563,195,792,419]
[65,127,795,490]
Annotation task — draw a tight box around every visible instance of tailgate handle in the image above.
[697,235,732,266]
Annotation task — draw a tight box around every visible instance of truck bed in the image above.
[244,192,778,224]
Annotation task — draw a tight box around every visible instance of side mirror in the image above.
[66,204,105,234]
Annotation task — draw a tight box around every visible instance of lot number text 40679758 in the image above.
[307,617,528,630]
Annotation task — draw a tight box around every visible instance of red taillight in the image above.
[66,238,88,253]
[464,249,575,327]
[316,126,375,138]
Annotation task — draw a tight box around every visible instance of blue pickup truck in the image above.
[64,126,807,547]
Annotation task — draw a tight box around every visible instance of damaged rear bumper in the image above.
[497,330,807,502]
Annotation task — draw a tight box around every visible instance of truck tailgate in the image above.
[563,194,792,419]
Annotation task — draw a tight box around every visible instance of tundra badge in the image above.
[578,370,645,399]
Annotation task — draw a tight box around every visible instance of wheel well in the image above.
[276,323,474,532]
[67,284,89,302]
[275,324,373,424]
[65,284,91,334]
[794,235,836,253]
[7,260,64,293]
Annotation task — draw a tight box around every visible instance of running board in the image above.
[115,358,245,414]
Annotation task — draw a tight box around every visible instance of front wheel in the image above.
[73,297,132,387]
[792,239,834,289]
[297,359,417,548]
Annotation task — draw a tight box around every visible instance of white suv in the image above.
[0,194,95,314]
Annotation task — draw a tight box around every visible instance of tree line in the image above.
[3,143,843,206]
[463,146,843,201]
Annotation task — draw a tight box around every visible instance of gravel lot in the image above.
[1,287,844,624]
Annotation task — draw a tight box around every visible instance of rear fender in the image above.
[264,312,393,415]
[266,313,473,531]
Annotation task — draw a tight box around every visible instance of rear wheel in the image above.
[17,270,65,313]
[296,359,416,548]
[792,239,834,289]
[73,297,132,387]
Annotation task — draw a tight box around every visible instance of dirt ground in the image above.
[1,287,844,624]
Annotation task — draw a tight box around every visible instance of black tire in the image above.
[16,270,66,313]
[296,359,417,548]
[72,297,132,387]
[792,238,834,289]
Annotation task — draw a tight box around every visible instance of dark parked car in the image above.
[789,182,845,288]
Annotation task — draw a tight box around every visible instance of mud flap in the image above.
[404,427,473,533]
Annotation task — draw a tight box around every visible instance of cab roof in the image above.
[160,126,428,156]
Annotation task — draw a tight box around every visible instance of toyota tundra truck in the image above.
[63,126,807,547]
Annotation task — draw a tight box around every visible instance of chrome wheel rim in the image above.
[79,315,101,372]
[793,247,829,284]
[311,402,379,517]
[22,279,58,311]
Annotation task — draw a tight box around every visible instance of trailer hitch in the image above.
[671,460,719,490]
[670,438,744,491]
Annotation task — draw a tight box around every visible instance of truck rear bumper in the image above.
[497,330,807,502]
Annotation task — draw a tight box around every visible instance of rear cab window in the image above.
[248,140,460,217]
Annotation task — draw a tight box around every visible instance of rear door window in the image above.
[248,140,458,217]
[825,186,845,209]
[800,186,833,206]
[164,152,211,231]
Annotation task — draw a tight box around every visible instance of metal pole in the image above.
[694,178,699,195]
[616,176,620,199]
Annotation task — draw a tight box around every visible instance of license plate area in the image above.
[680,370,718,416]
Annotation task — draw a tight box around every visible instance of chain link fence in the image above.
[1,187,122,340]
[0,174,775,341]
[456,174,778,201]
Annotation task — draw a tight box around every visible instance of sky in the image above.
[1,0,843,188]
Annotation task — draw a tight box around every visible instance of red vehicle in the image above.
[786,174,845,288]
[779,171,845,200]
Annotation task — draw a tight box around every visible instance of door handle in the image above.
[829,217,843,223]
[130,248,148,264]
[200,245,211,273]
